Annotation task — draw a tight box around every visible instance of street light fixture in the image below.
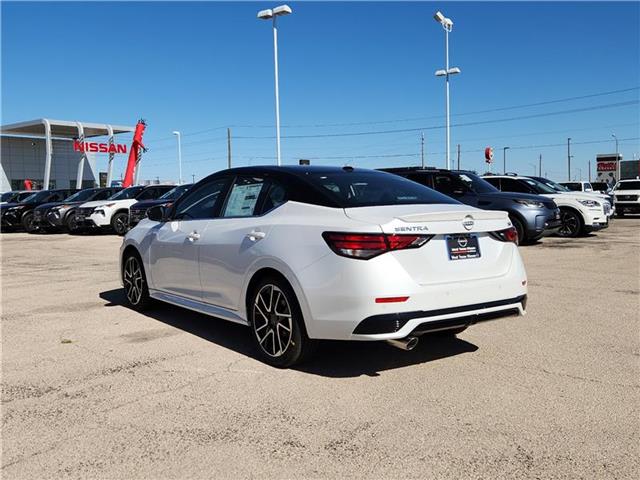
[433,10,461,170]
[503,146,510,173]
[258,4,293,166]
[172,131,182,185]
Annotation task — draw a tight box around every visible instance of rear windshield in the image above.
[22,191,50,203]
[616,181,640,190]
[303,171,459,208]
[109,186,144,200]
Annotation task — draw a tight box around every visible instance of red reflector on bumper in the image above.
[375,296,409,304]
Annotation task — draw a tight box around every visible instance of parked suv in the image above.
[483,175,608,237]
[612,178,640,216]
[128,183,192,230]
[1,189,77,232]
[75,184,174,235]
[30,187,122,233]
[0,191,34,205]
[530,176,614,220]
[381,168,560,244]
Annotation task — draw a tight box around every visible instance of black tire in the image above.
[122,252,153,311]
[557,208,584,238]
[22,212,38,233]
[111,212,129,236]
[509,215,524,245]
[65,212,80,233]
[247,275,315,368]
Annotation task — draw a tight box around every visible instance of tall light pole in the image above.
[503,146,510,174]
[433,11,461,170]
[567,137,572,181]
[538,154,542,177]
[172,131,183,185]
[258,4,292,166]
[612,133,619,181]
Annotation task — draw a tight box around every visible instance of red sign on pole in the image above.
[484,147,494,164]
[74,141,127,154]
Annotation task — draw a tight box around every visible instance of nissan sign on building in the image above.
[0,118,134,191]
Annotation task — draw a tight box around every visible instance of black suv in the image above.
[30,187,123,233]
[1,189,78,231]
[381,168,561,244]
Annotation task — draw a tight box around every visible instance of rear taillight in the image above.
[322,232,433,260]
[490,227,519,244]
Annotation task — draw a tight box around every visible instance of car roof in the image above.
[380,167,477,175]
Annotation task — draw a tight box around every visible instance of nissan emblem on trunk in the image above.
[462,215,474,230]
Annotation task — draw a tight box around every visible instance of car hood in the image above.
[555,191,608,202]
[34,201,83,211]
[78,199,134,209]
[1,202,33,211]
[130,199,171,210]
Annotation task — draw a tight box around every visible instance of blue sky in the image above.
[2,1,639,182]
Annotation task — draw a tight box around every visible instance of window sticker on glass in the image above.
[459,174,472,182]
[224,183,263,217]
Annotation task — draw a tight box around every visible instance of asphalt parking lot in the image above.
[1,220,639,479]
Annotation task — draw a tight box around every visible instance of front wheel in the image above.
[22,212,38,233]
[65,212,80,233]
[122,253,152,311]
[248,276,315,368]
[557,209,584,237]
[111,212,129,236]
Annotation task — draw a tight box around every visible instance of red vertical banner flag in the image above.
[123,120,146,187]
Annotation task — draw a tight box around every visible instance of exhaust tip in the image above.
[386,336,419,351]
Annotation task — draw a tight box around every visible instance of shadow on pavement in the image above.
[100,288,479,378]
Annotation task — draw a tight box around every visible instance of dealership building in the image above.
[0,119,135,191]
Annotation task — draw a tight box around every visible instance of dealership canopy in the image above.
[1,118,135,189]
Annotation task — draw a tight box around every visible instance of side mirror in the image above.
[147,205,166,222]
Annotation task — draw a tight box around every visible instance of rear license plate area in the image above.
[446,234,481,260]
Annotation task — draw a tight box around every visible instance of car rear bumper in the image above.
[296,242,528,341]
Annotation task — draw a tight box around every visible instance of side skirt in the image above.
[149,289,248,326]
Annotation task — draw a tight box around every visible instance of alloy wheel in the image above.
[114,214,127,235]
[252,284,293,358]
[559,211,579,237]
[123,256,144,305]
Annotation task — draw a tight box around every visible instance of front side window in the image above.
[65,189,98,202]
[173,177,230,220]
[500,178,533,194]
[432,174,469,196]
[562,183,581,191]
[522,179,557,194]
[453,172,499,194]
[222,176,267,217]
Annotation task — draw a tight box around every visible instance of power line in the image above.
[233,100,639,140]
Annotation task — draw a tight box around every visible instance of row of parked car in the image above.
[1,168,638,242]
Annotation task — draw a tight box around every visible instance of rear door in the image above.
[148,177,231,300]
[198,175,284,310]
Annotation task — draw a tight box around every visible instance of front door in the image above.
[149,176,231,300]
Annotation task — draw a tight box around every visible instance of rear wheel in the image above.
[248,276,315,368]
[112,212,129,236]
[22,212,37,233]
[122,253,152,311]
[558,209,583,237]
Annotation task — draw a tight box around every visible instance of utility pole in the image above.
[227,128,232,169]
[192,174,195,183]
[420,132,425,168]
[567,137,571,181]
[538,154,542,177]
[588,160,591,182]
[457,143,461,170]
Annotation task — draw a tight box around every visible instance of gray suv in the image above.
[381,168,561,244]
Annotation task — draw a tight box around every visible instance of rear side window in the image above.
[258,180,288,214]
[301,171,459,208]
[92,190,113,201]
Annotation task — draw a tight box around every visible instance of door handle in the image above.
[187,231,200,242]
[246,230,266,241]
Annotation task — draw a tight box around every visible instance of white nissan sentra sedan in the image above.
[121,166,527,367]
